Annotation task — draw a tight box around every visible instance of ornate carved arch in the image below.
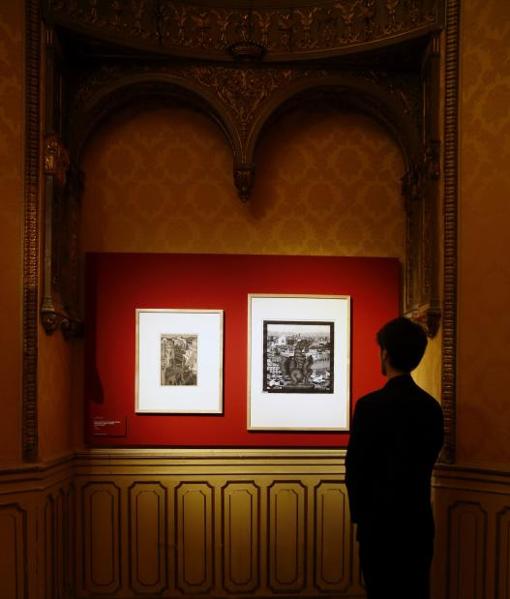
[23,0,458,464]
[244,71,423,176]
[41,31,440,335]
[67,73,243,164]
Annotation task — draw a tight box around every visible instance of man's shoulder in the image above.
[411,382,443,410]
[356,389,385,407]
[357,379,442,411]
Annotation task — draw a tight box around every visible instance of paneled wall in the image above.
[70,452,510,599]
[0,458,74,599]
[433,465,510,599]
[72,450,364,598]
[2,452,510,598]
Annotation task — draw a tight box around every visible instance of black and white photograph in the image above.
[161,334,198,386]
[263,321,334,393]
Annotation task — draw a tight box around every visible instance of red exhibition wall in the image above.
[85,253,400,447]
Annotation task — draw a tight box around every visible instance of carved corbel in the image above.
[401,160,426,204]
[407,303,442,339]
[44,133,70,186]
[425,140,441,180]
[234,163,255,201]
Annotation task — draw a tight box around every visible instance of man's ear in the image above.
[380,347,389,376]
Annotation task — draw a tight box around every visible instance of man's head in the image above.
[376,317,427,375]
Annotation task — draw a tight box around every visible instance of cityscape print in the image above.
[161,334,198,386]
[263,321,334,393]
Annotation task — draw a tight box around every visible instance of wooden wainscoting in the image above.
[0,456,74,599]
[432,464,510,599]
[2,451,510,599]
[72,449,364,598]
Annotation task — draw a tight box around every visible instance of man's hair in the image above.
[376,317,427,372]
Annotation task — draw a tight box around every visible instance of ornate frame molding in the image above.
[23,0,42,461]
[440,0,459,464]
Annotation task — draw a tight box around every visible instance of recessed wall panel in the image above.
[0,505,26,599]
[447,501,487,599]
[175,483,214,594]
[496,508,510,599]
[315,483,349,591]
[268,482,306,593]
[82,483,122,595]
[222,482,260,593]
[129,482,167,595]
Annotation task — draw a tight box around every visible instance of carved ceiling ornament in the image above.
[44,0,442,60]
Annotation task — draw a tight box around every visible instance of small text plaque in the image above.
[91,416,127,437]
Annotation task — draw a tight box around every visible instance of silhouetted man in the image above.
[346,317,443,599]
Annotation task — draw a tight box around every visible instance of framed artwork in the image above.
[136,309,223,413]
[248,294,351,430]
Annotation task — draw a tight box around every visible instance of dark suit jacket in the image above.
[346,374,443,539]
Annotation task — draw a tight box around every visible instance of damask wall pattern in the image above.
[0,3,23,465]
[457,0,510,465]
[81,102,406,259]
[414,327,442,401]
[38,333,76,459]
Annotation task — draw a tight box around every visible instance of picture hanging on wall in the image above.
[248,294,351,430]
[136,309,223,413]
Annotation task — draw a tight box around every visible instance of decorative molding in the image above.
[175,482,215,594]
[401,33,442,335]
[407,302,442,338]
[222,482,260,593]
[81,482,122,595]
[0,504,28,598]
[71,450,353,596]
[496,507,510,599]
[314,483,351,592]
[23,0,42,462]
[234,163,256,201]
[41,165,84,337]
[44,0,443,61]
[268,482,307,592]
[43,133,70,187]
[67,63,424,203]
[42,28,84,339]
[128,482,168,594]
[446,501,488,599]
[44,493,56,598]
[440,0,460,465]
[1,453,510,599]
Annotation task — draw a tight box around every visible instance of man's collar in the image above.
[384,373,414,388]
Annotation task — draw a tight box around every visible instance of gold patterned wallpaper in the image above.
[38,333,76,459]
[457,0,510,465]
[413,326,442,401]
[81,102,406,258]
[0,3,23,465]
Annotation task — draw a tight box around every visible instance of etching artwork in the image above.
[161,334,198,386]
[263,321,334,393]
